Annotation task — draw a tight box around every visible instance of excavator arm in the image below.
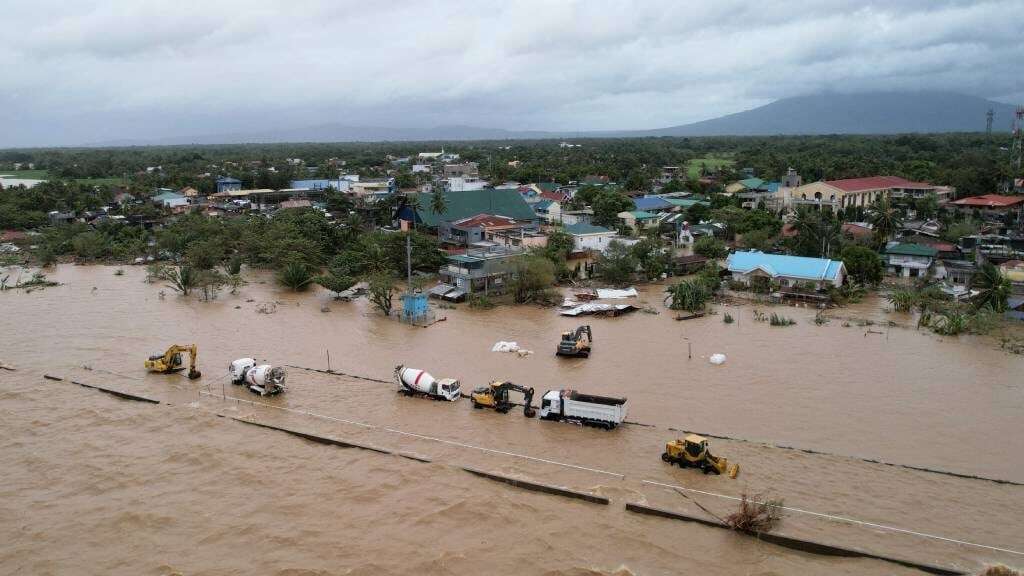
[501,382,536,418]
[145,344,202,379]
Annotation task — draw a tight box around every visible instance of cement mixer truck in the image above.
[394,365,461,401]
[230,358,286,396]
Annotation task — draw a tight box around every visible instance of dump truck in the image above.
[394,365,461,401]
[662,434,739,478]
[229,358,286,396]
[556,325,592,358]
[538,389,627,429]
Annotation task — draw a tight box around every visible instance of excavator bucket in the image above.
[728,464,740,479]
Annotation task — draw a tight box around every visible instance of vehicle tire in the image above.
[661,453,671,463]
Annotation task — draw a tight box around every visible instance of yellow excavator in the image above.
[662,434,739,478]
[144,344,201,379]
[556,325,592,357]
[471,381,536,417]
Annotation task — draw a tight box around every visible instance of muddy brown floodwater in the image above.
[1,264,1022,576]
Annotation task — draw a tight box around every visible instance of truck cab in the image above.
[539,390,562,419]
[435,378,461,401]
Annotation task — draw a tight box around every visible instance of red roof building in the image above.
[950,194,1024,209]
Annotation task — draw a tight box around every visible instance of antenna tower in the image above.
[986,108,994,135]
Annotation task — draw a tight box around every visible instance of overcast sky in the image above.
[1,0,1022,147]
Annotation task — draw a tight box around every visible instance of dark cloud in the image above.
[1,0,1021,146]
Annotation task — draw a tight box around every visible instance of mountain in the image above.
[643,91,1017,137]
[84,91,1016,146]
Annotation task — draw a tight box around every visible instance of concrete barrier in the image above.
[624,503,966,576]
[230,417,431,463]
[462,466,609,505]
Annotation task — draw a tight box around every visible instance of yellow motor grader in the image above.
[662,434,739,478]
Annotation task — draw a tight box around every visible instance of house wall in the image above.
[572,232,618,253]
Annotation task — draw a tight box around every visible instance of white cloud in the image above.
[0,0,1021,145]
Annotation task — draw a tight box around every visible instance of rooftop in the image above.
[452,213,520,229]
[824,176,933,192]
[726,251,845,282]
[412,188,537,227]
[564,223,613,235]
[885,243,939,257]
[951,194,1024,208]
[632,196,674,211]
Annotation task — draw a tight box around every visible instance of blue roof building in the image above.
[726,251,845,289]
[632,196,674,212]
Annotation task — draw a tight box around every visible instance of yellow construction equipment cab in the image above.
[145,344,201,379]
[471,381,536,417]
[556,325,592,357]
[662,434,739,478]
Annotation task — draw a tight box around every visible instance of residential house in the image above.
[632,196,674,213]
[563,223,622,279]
[279,199,313,210]
[617,210,659,233]
[443,162,479,178]
[440,213,532,247]
[215,177,242,194]
[659,166,682,183]
[152,190,188,209]
[883,243,938,278]
[949,194,1024,219]
[446,176,489,191]
[400,188,539,230]
[47,210,76,225]
[725,251,846,290]
[841,222,874,242]
[438,244,526,295]
[350,178,395,198]
[933,259,977,294]
[790,176,948,210]
[673,254,709,275]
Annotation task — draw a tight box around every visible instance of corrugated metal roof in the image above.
[884,243,938,257]
[413,189,537,227]
[726,251,844,282]
[564,223,612,235]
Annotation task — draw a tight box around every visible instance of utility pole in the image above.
[406,233,412,287]
[986,108,994,136]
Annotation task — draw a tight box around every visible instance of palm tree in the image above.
[404,194,421,230]
[429,190,448,220]
[868,196,903,248]
[971,263,1011,312]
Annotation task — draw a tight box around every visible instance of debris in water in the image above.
[256,302,278,314]
[320,305,330,313]
[709,353,726,365]
[725,492,784,532]
[492,341,532,355]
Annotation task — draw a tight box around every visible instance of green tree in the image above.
[693,236,727,259]
[162,266,198,296]
[316,271,357,298]
[597,240,638,284]
[665,279,709,313]
[429,191,448,219]
[840,245,883,285]
[368,272,396,315]
[591,189,634,227]
[277,261,315,291]
[971,263,1011,312]
[510,255,556,304]
[868,196,903,247]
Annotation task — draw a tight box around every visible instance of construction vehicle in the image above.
[144,344,201,379]
[229,358,286,396]
[470,381,536,417]
[394,365,461,401]
[556,325,592,357]
[539,389,627,429]
[662,434,740,478]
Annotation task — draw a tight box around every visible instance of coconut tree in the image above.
[868,196,903,248]
[429,190,448,220]
[971,263,1011,312]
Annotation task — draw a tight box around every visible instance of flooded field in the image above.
[1,264,1022,575]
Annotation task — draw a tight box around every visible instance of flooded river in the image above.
[1,264,1021,575]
